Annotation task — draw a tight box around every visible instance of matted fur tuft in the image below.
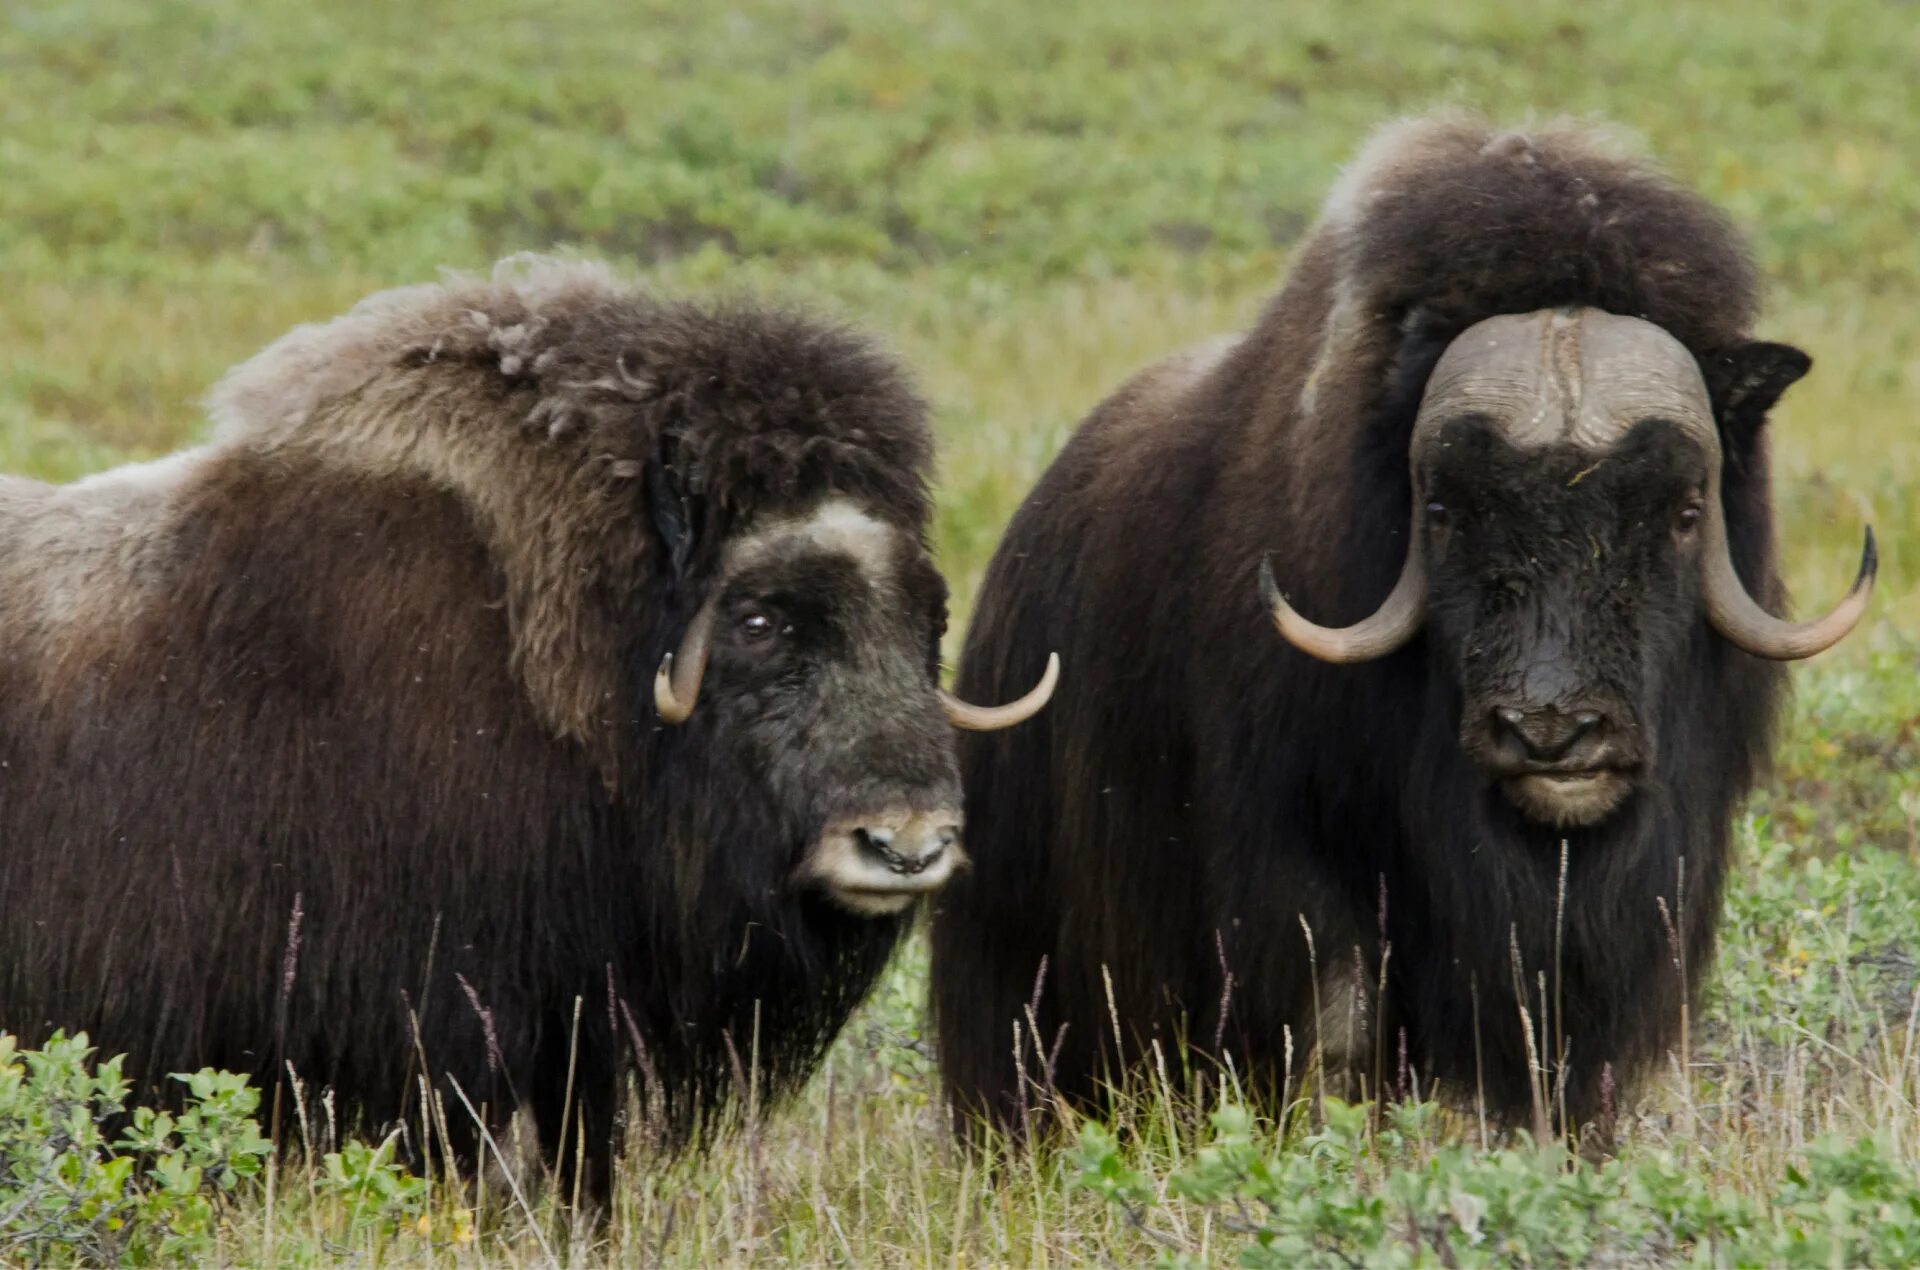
[932,114,1792,1140]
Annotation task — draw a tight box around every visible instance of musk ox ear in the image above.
[645,433,702,582]
[1705,341,1811,464]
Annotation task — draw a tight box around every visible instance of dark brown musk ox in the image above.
[0,257,1056,1192]
[930,114,1875,1138]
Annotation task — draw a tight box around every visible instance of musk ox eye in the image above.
[1425,500,1450,526]
[1675,503,1704,535]
[739,611,776,641]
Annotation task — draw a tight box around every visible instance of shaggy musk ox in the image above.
[931,115,1875,1135]
[0,259,1053,1188]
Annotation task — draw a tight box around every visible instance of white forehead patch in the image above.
[726,497,900,580]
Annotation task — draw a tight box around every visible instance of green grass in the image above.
[2,0,1918,1263]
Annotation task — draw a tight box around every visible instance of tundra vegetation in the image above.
[1,0,1916,1264]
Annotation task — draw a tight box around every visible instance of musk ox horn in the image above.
[654,596,719,724]
[1704,518,1877,660]
[1260,545,1426,664]
[940,652,1060,731]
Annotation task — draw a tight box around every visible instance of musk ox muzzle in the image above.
[804,807,968,915]
[1261,307,1876,826]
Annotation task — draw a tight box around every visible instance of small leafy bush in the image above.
[0,1030,271,1265]
[318,1133,429,1238]
[1072,1097,1920,1267]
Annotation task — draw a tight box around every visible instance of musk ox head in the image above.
[654,494,1057,914]
[1262,306,1874,827]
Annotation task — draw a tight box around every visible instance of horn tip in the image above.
[1859,525,1879,590]
[940,651,1060,731]
[1258,555,1316,645]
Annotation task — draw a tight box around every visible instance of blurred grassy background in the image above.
[2,0,1915,637]
[3,2,1918,1261]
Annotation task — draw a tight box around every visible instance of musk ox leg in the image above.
[530,1027,621,1206]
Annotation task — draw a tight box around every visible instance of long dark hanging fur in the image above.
[930,113,1799,1136]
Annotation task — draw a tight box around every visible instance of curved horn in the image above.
[654,596,719,724]
[1703,512,1876,660]
[940,652,1060,731]
[1260,542,1426,664]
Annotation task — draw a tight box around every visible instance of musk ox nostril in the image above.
[853,825,943,876]
[936,825,959,850]
[1567,711,1603,746]
[1493,706,1606,762]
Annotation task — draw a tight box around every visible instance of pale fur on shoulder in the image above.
[0,453,214,661]
[206,255,637,452]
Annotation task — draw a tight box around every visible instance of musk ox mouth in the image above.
[1500,769,1634,828]
[800,810,967,916]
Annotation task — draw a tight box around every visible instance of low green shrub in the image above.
[1072,1097,1920,1268]
[0,1030,270,1265]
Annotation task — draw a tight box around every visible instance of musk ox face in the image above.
[1420,417,1707,826]
[1262,306,1875,829]
[655,497,1056,915]
[718,500,963,914]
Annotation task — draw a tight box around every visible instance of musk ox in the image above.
[0,258,1054,1190]
[930,115,1874,1136]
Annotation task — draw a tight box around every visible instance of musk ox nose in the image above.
[854,822,958,876]
[804,808,967,916]
[1491,705,1606,764]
